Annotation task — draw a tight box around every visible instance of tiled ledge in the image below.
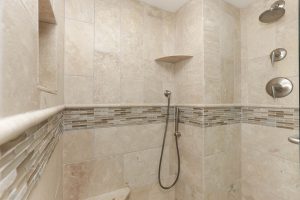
[0,104,298,146]
[66,103,298,109]
[0,105,65,146]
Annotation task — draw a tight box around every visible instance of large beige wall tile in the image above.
[204,151,241,200]
[63,129,95,164]
[29,140,63,200]
[20,0,38,25]
[65,19,94,76]
[174,0,205,105]
[142,4,164,60]
[175,124,204,200]
[94,52,121,104]
[63,156,124,200]
[120,78,144,104]
[203,124,241,200]
[64,75,93,104]
[203,0,240,104]
[94,124,169,158]
[123,147,169,188]
[241,124,299,164]
[65,0,94,23]
[204,124,241,157]
[1,0,39,117]
[95,0,120,53]
[119,0,143,87]
[241,146,300,200]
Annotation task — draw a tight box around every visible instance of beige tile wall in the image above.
[28,139,64,200]
[0,0,64,199]
[203,0,241,104]
[173,0,241,105]
[241,124,299,200]
[174,123,241,200]
[240,0,299,200]
[64,0,176,105]
[1,0,39,117]
[175,124,204,200]
[174,0,205,104]
[0,0,65,117]
[240,0,299,106]
[63,124,176,200]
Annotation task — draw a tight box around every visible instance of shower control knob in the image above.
[175,132,181,138]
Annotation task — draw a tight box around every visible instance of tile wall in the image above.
[0,0,65,117]
[240,0,299,199]
[0,112,63,200]
[64,0,175,105]
[63,123,175,200]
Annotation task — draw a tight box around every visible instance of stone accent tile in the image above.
[63,106,299,131]
[64,106,174,131]
[0,112,63,199]
[63,129,95,164]
[242,107,299,130]
[63,156,124,200]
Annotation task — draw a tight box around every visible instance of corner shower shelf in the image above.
[155,55,193,64]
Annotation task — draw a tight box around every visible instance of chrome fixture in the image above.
[158,90,181,190]
[259,0,285,23]
[174,107,181,138]
[270,48,287,64]
[164,90,172,98]
[288,134,299,144]
[266,77,293,99]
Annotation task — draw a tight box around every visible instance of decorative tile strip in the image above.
[204,106,241,127]
[0,112,63,200]
[178,106,241,127]
[64,106,175,131]
[63,106,299,130]
[177,106,205,127]
[242,107,299,130]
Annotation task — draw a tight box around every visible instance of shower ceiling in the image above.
[139,0,257,11]
[139,0,190,12]
[223,0,257,8]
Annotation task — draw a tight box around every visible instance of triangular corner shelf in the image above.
[155,55,193,64]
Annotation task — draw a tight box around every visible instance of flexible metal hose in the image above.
[158,96,181,189]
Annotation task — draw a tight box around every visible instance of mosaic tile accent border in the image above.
[178,106,241,127]
[64,106,175,130]
[0,112,63,200]
[242,107,299,130]
[63,106,299,131]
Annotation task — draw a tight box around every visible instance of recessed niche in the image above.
[38,0,58,94]
[39,0,56,23]
[155,55,193,64]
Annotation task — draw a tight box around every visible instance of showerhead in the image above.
[164,90,171,98]
[259,0,285,23]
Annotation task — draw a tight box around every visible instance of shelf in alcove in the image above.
[155,55,193,64]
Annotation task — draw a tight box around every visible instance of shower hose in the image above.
[158,96,181,189]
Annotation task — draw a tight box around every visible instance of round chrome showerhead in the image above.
[259,0,285,23]
[164,90,171,98]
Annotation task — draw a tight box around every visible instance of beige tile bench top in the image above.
[85,187,130,200]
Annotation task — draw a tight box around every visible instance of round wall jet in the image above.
[259,0,285,23]
[266,77,293,99]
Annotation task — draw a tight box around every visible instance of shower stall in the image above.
[0,0,299,200]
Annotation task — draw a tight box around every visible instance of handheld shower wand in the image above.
[158,90,181,190]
